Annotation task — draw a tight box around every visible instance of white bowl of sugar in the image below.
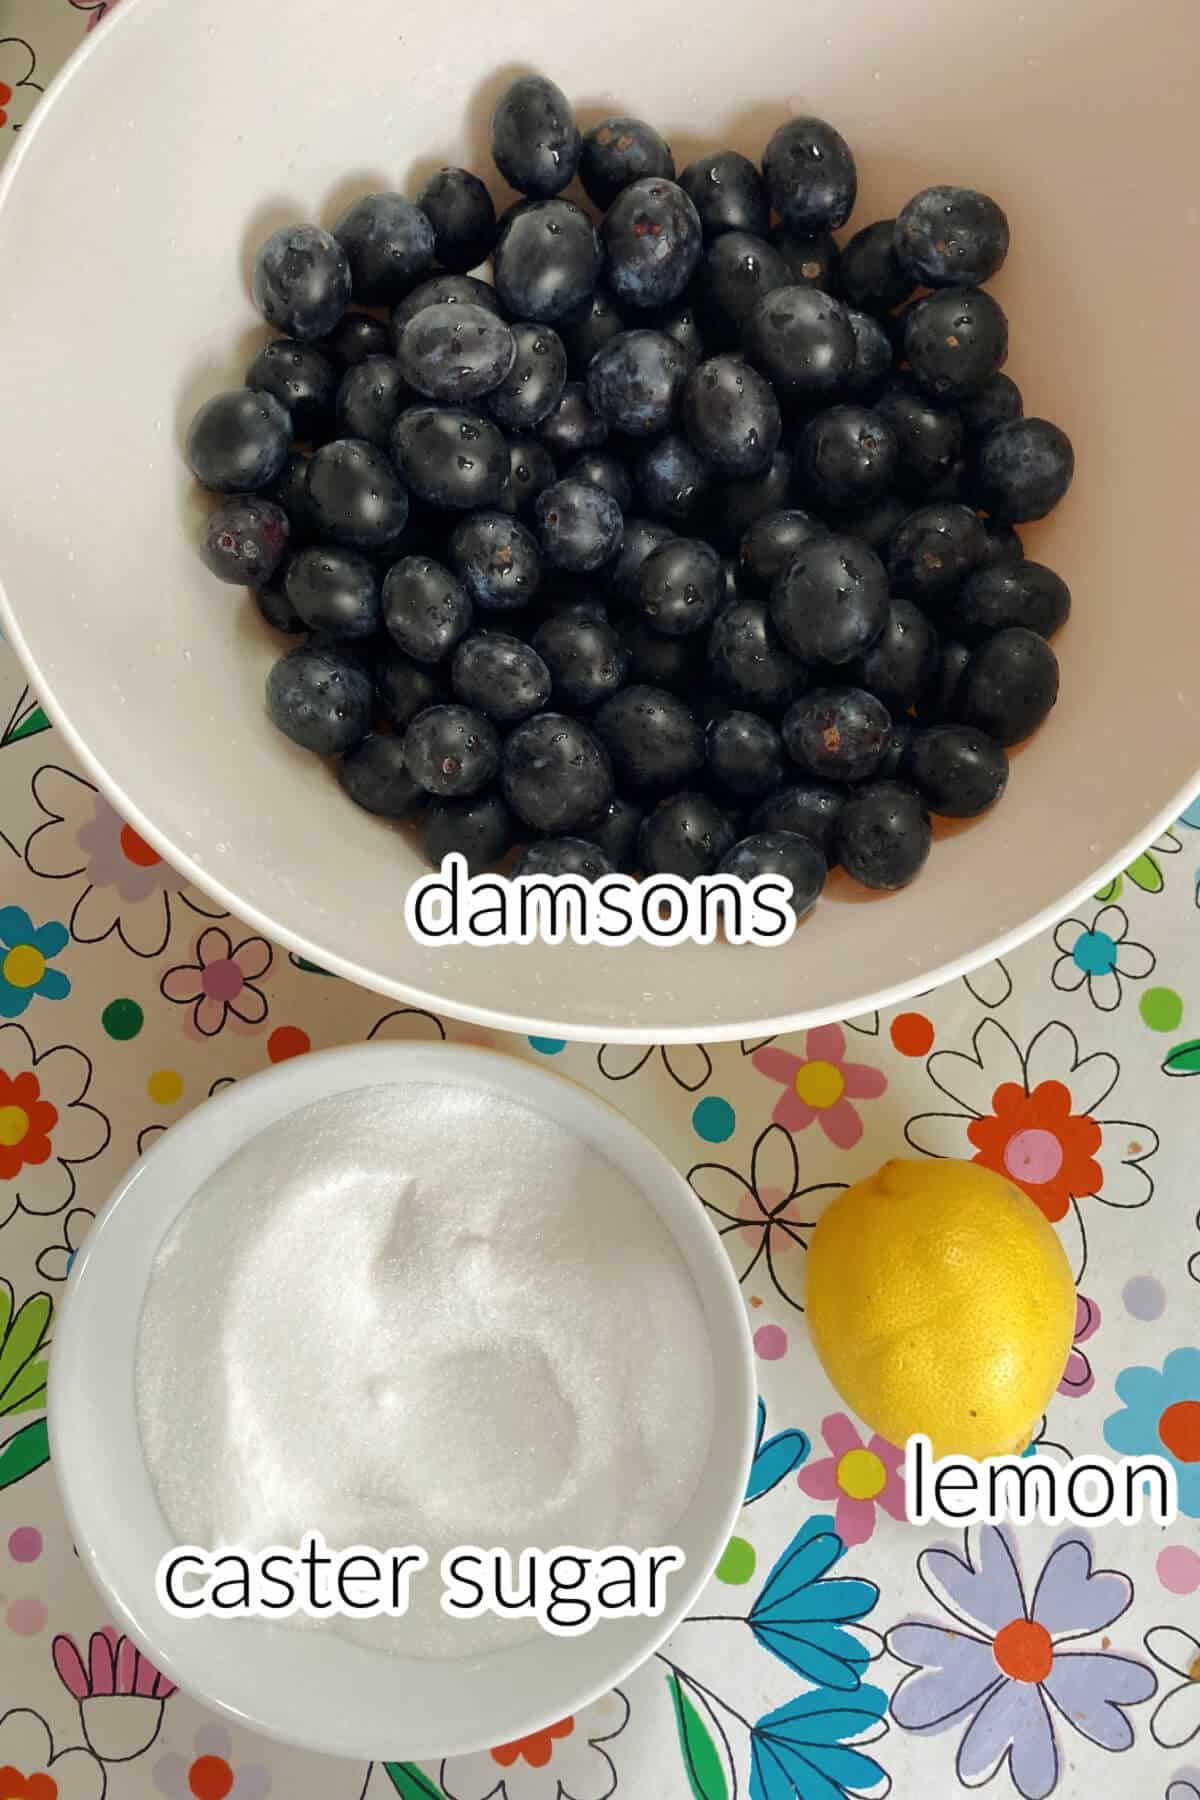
[49,1042,755,1761]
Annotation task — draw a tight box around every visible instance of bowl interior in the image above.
[0,0,1197,1042]
[50,1043,756,1761]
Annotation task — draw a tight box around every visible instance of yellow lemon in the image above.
[806,1157,1076,1460]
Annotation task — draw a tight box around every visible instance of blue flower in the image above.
[1179,794,1200,830]
[749,1514,879,1690]
[750,1683,891,1799]
[746,1396,809,1503]
[1105,1347,1200,1516]
[0,907,69,1018]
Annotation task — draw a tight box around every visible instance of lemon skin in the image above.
[806,1157,1076,1460]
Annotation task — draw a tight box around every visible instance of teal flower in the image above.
[0,908,69,1017]
[1105,1348,1200,1516]
[750,1684,891,1799]
[749,1514,880,1690]
[746,1396,810,1503]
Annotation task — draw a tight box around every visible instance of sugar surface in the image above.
[136,1083,716,1659]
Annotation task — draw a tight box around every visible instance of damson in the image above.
[683,357,781,478]
[334,194,436,306]
[762,116,857,233]
[580,117,675,209]
[493,201,604,324]
[382,558,472,661]
[500,714,614,832]
[187,389,291,494]
[586,331,689,438]
[798,406,897,509]
[603,179,703,310]
[895,186,1010,288]
[396,304,516,401]
[392,409,510,511]
[403,704,500,798]
[487,324,567,431]
[717,831,826,918]
[535,480,624,572]
[451,632,551,724]
[202,497,290,586]
[782,686,891,782]
[637,538,723,638]
[491,75,581,198]
[305,440,409,548]
[266,646,373,754]
[416,167,498,273]
[835,781,932,889]
[448,514,542,611]
[639,793,735,879]
[769,533,888,666]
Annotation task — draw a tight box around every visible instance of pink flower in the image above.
[796,1412,906,1547]
[53,1627,175,1762]
[1058,1292,1101,1398]
[160,928,272,1039]
[752,1026,887,1149]
[53,1627,175,1700]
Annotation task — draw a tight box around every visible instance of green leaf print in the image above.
[669,1674,730,1800]
[0,1417,49,1491]
[0,1287,52,1414]
[382,1765,446,1800]
[1163,1039,1200,1077]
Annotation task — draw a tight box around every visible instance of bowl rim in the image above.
[49,1039,757,1761]
[3,0,1197,1044]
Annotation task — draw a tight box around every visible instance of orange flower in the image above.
[0,1767,57,1800]
[490,1717,574,1769]
[967,1079,1102,1222]
[0,1069,57,1181]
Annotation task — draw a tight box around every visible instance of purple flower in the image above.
[887,1525,1156,1800]
[1057,1293,1100,1399]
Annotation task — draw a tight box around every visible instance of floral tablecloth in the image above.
[3,9,1200,1800]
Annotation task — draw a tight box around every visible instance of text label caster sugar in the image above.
[136,1083,716,1658]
